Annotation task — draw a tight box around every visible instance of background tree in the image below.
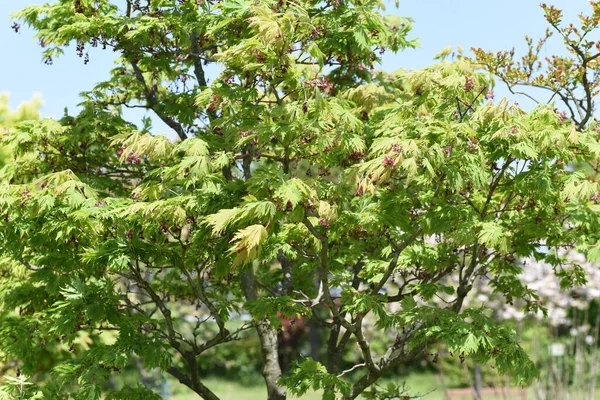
[2,1,600,399]
[0,92,42,168]
[472,1,600,131]
[0,92,42,397]
[464,2,600,398]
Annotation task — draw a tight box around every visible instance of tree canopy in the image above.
[2,1,600,399]
[0,93,43,168]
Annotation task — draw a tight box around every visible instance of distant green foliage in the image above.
[0,93,42,129]
[2,1,600,399]
[0,92,42,168]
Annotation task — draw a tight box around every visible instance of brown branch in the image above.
[278,250,293,295]
[372,229,422,295]
[130,61,188,140]
[167,366,220,400]
[190,32,218,122]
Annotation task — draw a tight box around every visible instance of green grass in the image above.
[170,373,442,399]
[171,373,600,399]
[170,377,322,399]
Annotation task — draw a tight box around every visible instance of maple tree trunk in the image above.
[256,319,287,400]
[241,270,287,400]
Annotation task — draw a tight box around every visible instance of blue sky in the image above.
[0,0,591,133]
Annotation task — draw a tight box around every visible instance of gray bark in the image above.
[241,269,287,400]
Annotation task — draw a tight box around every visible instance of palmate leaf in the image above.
[274,178,316,208]
[586,245,600,262]
[510,141,538,159]
[353,26,371,51]
[111,131,173,161]
[306,43,325,67]
[204,200,276,235]
[229,224,268,266]
[172,137,210,157]
[205,208,240,235]
[478,222,510,253]
[563,173,598,201]
[317,201,337,222]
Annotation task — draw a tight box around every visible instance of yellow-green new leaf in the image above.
[205,208,241,235]
[230,224,268,266]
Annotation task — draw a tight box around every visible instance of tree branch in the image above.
[130,61,188,140]
[372,229,422,295]
[278,250,294,296]
[167,366,220,400]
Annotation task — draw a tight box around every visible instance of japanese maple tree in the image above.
[2,1,600,399]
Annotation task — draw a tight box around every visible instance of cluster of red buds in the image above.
[390,144,402,154]
[347,152,365,162]
[126,153,141,164]
[76,42,90,64]
[466,138,479,152]
[238,130,257,144]
[304,76,333,94]
[464,76,474,92]
[382,155,396,168]
[485,90,495,100]
[116,145,141,164]
[237,130,253,138]
[250,48,266,63]
[207,94,221,113]
[310,25,327,39]
[553,107,567,123]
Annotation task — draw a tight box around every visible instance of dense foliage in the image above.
[0,93,42,168]
[2,1,600,399]
[470,0,600,339]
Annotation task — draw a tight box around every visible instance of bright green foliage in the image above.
[2,1,600,400]
[0,93,43,398]
[0,93,42,129]
[473,1,600,288]
[0,93,43,168]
